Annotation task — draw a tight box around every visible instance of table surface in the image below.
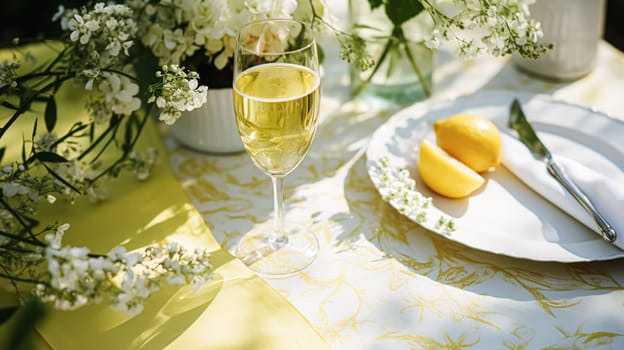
[165,39,624,349]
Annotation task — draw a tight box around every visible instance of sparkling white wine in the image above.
[233,63,321,176]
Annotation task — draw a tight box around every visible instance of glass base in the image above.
[237,222,319,276]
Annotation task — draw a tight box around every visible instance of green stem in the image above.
[351,37,394,98]
[103,67,140,82]
[78,119,121,162]
[22,123,90,168]
[52,123,90,154]
[0,229,45,247]
[0,76,70,140]
[87,109,150,184]
[0,272,43,286]
[0,245,43,255]
[0,197,42,245]
[403,40,431,97]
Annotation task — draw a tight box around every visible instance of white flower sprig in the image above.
[337,0,551,99]
[52,3,209,126]
[84,69,142,124]
[422,0,551,59]
[148,65,208,125]
[371,157,455,234]
[0,61,19,90]
[63,3,138,68]
[129,0,299,70]
[1,2,212,317]
[5,223,214,317]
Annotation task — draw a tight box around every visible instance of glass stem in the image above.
[269,175,288,250]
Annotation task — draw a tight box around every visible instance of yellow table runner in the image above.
[38,121,328,349]
[0,45,329,349]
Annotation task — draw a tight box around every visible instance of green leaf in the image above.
[44,95,57,132]
[316,43,325,65]
[0,306,19,324]
[31,118,38,140]
[368,0,383,10]
[18,89,35,112]
[123,113,139,153]
[3,299,46,350]
[109,114,120,128]
[21,135,26,164]
[384,0,424,27]
[34,151,68,163]
[124,117,134,152]
[33,96,49,103]
[87,122,95,143]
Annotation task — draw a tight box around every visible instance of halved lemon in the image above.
[433,114,502,173]
[417,139,485,198]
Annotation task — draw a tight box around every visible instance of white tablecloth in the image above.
[166,39,624,349]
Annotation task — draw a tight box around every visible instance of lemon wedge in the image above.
[417,139,485,198]
[433,114,502,173]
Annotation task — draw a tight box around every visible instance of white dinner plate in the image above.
[366,90,624,262]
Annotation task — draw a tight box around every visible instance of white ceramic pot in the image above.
[170,88,245,154]
[513,0,606,80]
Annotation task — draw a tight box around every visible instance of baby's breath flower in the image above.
[35,132,58,152]
[2,181,30,198]
[127,147,159,181]
[96,72,141,116]
[336,32,375,71]
[31,227,214,316]
[60,3,138,69]
[79,68,102,91]
[55,159,90,186]
[0,0,227,320]
[0,61,20,90]
[346,0,551,63]
[148,65,208,125]
[46,194,57,204]
[83,69,141,123]
[44,223,70,249]
[424,29,443,50]
[370,157,455,233]
[430,0,551,59]
[129,0,300,69]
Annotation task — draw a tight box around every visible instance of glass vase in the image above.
[349,0,434,108]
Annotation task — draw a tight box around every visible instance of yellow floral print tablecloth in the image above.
[167,40,624,349]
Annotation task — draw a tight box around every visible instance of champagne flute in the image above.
[232,19,321,276]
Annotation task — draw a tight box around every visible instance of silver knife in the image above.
[508,99,617,243]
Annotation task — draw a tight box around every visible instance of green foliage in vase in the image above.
[349,0,553,98]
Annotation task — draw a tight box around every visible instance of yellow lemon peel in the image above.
[433,114,502,173]
[417,139,485,198]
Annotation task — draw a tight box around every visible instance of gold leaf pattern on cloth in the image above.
[167,41,624,349]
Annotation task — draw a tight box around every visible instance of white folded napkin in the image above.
[500,132,624,250]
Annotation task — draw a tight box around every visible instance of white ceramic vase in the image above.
[169,88,245,154]
[513,0,606,80]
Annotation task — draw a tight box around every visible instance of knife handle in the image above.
[546,158,617,243]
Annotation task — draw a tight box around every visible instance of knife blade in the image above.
[508,98,617,243]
